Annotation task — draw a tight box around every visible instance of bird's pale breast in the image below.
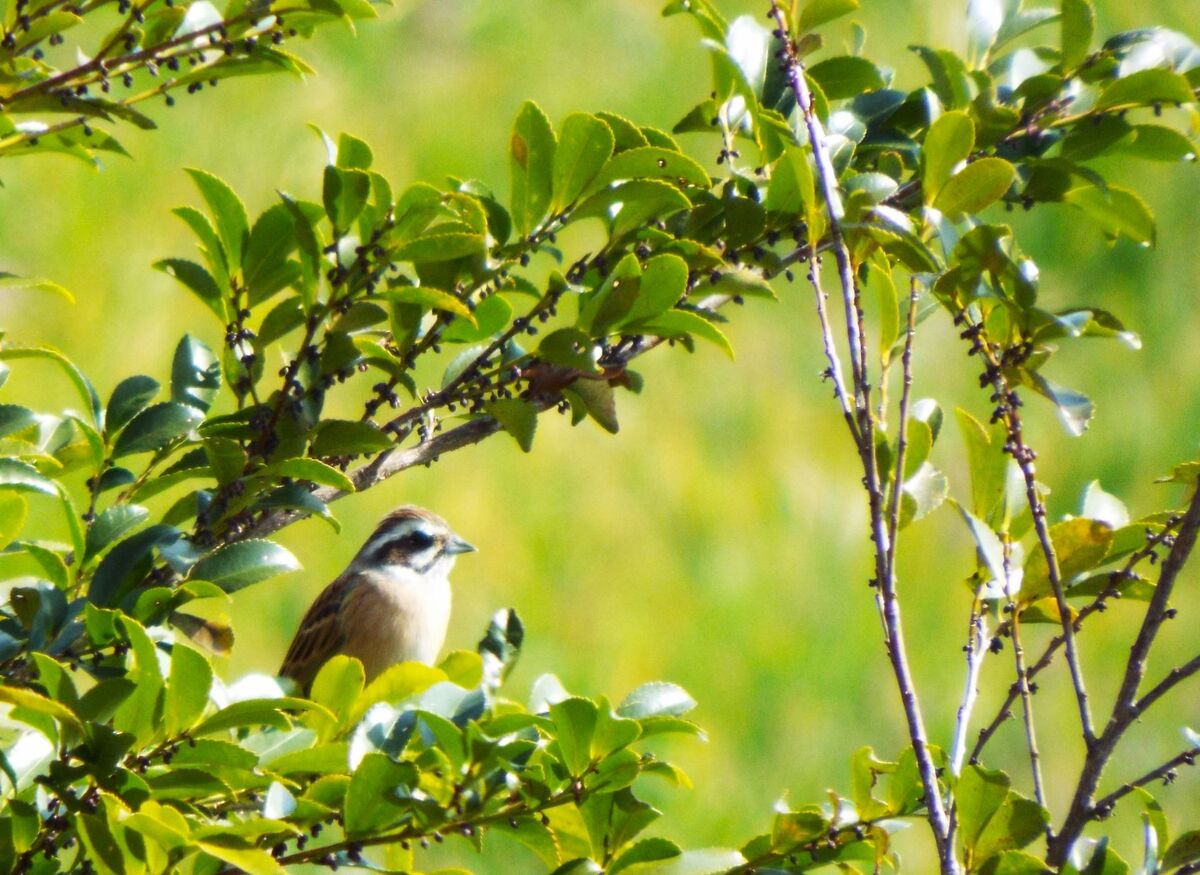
[339,568,452,680]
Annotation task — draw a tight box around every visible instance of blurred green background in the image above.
[2,0,1199,867]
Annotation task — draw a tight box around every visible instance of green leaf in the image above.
[258,484,341,533]
[274,458,356,492]
[1095,68,1194,112]
[633,310,735,359]
[957,765,1011,858]
[111,402,202,458]
[1123,125,1198,162]
[934,158,1016,219]
[192,697,331,736]
[322,165,371,231]
[0,458,57,495]
[336,132,374,169]
[205,437,248,486]
[765,146,816,220]
[311,655,365,736]
[799,0,860,31]
[623,254,688,324]
[771,808,828,850]
[550,697,598,775]
[1163,831,1200,870]
[186,168,249,271]
[262,743,350,776]
[487,398,537,453]
[923,110,975,204]
[0,493,28,551]
[1062,0,1096,69]
[1020,518,1112,603]
[188,539,300,593]
[106,376,161,434]
[0,403,36,439]
[392,231,486,263]
[154,259,225,321]
[1063,185,1156,247]
[975,796,1050,861]
[568,380,619,434]
[196,839,285,875]
[498,818,562,869]
[382,287,473,320]
[0,346,102,424]
[442,293,512,343]
[84,505,150,563]
[1079,840,1130,875]
[88,525,180,606]
[618,848,746,873]
[618,682,696,718]
[979,850,1053,874]
[589,146,709,192]
[349,662,445,727]
[165,642,212,736]
[244,203,299,305]
[173,205,229,287]
[344,755,418,837]
[310,420,392,457]
[510,100,557,235]
[553,113,615,210]
[0,273,75,305]
[171,335,222,413]
[807,56,885,100]
[0,684,83,737]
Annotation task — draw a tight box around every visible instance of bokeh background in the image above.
[2,0,1198,868]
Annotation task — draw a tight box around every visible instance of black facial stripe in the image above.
[412,551,442,575]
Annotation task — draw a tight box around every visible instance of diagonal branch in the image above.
[969,517,1184,763]
[241,297,729,542]
[958,311,1096,747]
[1049,478,1200,866]
[1089,744,1199,821]
[767,4,953,870]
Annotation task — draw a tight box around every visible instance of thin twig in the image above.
[970,518,1183,763]
[949,586,987,778]
[1049,479,1200,866]
[768,4,953,870]
[802,242,860,447]
[886,277,919,566]
[1134,652,1200,716]
[1089,745,1199,820]
[960,310,1096,746]
[1009,604,1047,811]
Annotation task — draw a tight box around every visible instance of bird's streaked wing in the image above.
[278,573,355,693]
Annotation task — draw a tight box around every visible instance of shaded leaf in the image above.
[934,158,1015,218]
[111,402,202,458]
[188,540,300,593]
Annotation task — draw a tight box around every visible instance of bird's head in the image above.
[351,505,476,579]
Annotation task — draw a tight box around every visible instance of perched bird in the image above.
[278,506,476,693]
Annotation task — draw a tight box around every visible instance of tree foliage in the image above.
[1,0,1199,872]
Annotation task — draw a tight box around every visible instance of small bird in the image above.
[279,505,476,693]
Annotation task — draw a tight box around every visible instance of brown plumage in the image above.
[278,506,475,693]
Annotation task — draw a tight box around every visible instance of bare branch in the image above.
[1135,652,1200,716]
[768,5,953,870]
[886,277,919,566]
[242,294,729,542]
[802,244,860,447]
[958,311,1096,746]
[970,519,1183,762]
[1090,745,1199,820]
[1009,606,1047,811]
[1049,479,1200,866]
[949,587,988,778]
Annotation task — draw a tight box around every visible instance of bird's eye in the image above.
[401,530,436,550]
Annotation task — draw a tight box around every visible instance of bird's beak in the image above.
[445,535,477,555]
